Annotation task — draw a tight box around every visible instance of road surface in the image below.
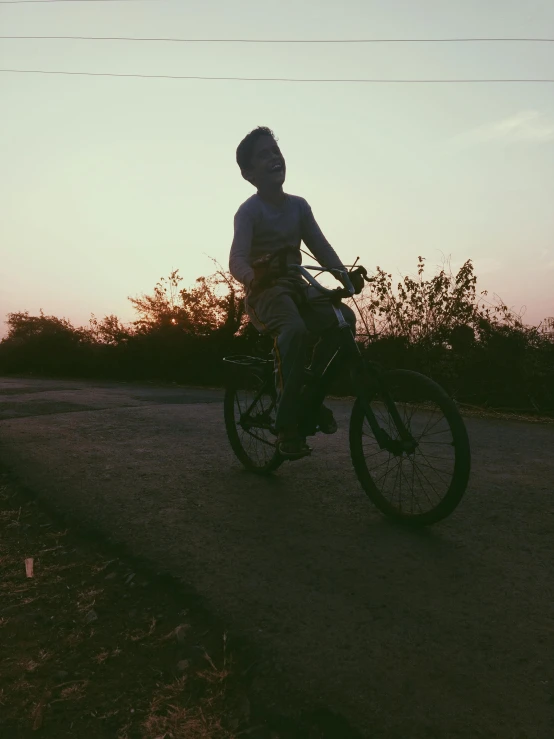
[0,376,553,738]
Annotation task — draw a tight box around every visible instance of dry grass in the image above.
[0,474,251,738]
[456,402,554,424]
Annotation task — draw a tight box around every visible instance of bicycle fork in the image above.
[350,366,417,454]
[336,314,416,455]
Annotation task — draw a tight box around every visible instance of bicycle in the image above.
[223,250,471,526]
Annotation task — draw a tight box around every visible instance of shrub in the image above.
[1,259,552,414]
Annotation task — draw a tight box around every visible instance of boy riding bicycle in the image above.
[229,126,356,460]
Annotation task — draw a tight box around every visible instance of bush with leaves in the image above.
[351,257,553,412]
[0,258,552,413]
[0,311,94,376]
[129,268,245,338]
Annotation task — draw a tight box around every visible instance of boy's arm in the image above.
[229,207,256,289]
[300,199,346,273]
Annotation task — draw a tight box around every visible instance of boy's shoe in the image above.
[277,432,311,460]
[318,405,338,435]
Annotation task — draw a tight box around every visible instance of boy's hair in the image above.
[236,126,276,171]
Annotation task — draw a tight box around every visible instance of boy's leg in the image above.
[301,294,357,432]
[246,281,309,436]
[302,293,356,376]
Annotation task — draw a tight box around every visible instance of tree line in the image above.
[1,258,552,414]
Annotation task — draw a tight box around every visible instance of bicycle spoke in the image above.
[397,455,403,512]
[373,456,403,486]
[364,455,398,474]
[418,426,452,440]
[400,463,423,514]
[406,459,423,514]
[417,407,443,438]
[411,455,416,515]
[412,459,443,502]
[418,451,454,461]
[409,461,438,509]
[419,412,449,437]
[242,429,276,448]
[361,445,394,459]
[406,401,423,428]
[416,447,452,480]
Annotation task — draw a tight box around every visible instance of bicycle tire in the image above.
[224,367,283,474]
[350,369,471,525]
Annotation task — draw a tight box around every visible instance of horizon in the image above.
[1,0,553,337]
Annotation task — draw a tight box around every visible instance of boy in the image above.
[229,126,356,459]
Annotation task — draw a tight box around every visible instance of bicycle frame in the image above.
[224,265,417,453]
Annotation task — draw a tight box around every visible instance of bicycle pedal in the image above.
[277,444,312,461]
[285,449,312,461]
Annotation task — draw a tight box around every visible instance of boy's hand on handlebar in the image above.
[330,265,369,296]
[330,269,356,296]
[348,266,368,295]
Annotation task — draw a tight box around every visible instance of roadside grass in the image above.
[0,474,250,738]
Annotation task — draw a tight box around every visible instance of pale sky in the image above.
[1,0,553,337]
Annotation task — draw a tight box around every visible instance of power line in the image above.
[2,68,553,82]
[1,35,554,43]
[0,0,149,4]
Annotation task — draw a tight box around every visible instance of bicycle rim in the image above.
[350,369,470,525]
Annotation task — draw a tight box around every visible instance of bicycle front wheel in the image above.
[350,369,470,525]
[224,362,283,474]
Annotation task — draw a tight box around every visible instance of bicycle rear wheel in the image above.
[350,369,470,525]
[224,358,283,474]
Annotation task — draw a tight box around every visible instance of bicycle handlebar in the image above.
[288,264,356,298]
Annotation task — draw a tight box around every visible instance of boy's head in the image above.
[236,126,286,189]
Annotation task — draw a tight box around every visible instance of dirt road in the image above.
[1,376,553,738]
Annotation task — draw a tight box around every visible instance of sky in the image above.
[1,0,553,336]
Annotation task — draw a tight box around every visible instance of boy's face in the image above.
[243,136,286,188]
